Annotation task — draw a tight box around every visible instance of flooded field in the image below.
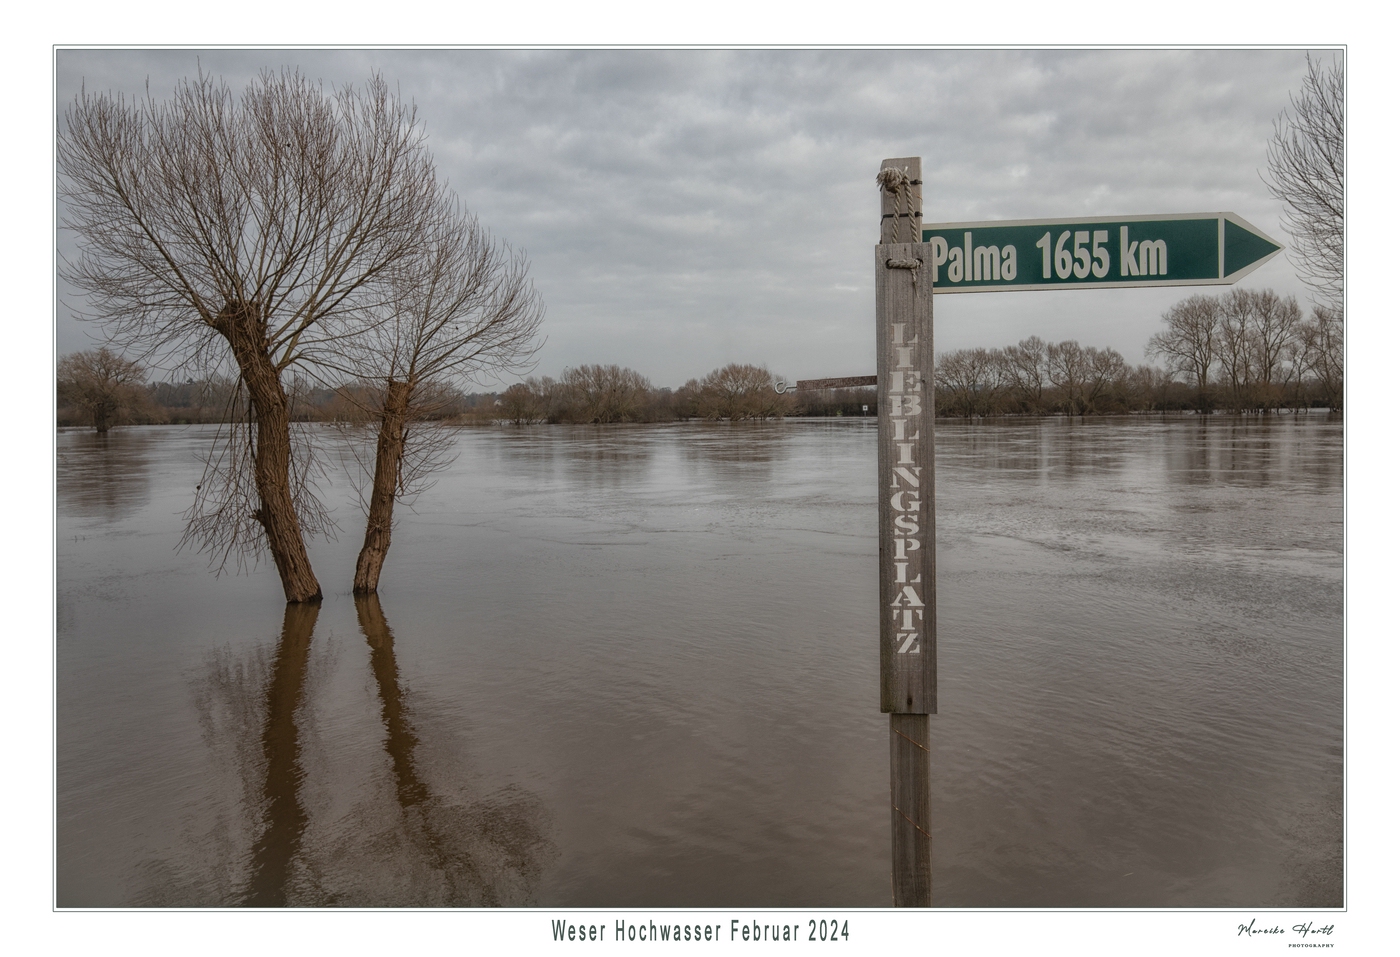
[55,415,1343,908]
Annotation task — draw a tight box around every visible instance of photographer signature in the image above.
[1237,919,1335,938]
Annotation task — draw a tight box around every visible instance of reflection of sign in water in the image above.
[922,213,1281,293]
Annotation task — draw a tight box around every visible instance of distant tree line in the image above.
[1146,288,1341,412]
[935,338,1147,417]
[935,288,1340,417]
[498,363,800,424]
[497,362,879,423]
[60,283,1342,435]
[56,360,497,430]
[57,359,816,431]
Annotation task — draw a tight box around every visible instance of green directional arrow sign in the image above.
[920,213,1281,294]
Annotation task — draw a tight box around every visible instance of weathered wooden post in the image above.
[876,156,935,907]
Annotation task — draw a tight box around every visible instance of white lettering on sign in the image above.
[928,237,949,281]
[937,227,1171,283]
[1120,226,1169,277]
[890,466,921,488]
[973,244,998,281]
[886,319,927,655]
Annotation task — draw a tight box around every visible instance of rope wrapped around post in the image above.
[877,165,918,245]
[878,167,922,285]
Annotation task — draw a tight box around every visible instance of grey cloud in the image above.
[56,48,1329,386]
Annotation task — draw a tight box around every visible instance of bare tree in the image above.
[1216,289,1257,411]
[672,379,704,420]
[59,69,442,602]
[1045,341,1126,415]
[336,200,544,594]
[556,365,654,423]
[57,347,149,432]
[695,363,791,420]
[1146,294,1220,408]
[1298,305,1344,410]
[1085,346,1129,412]
[935,348,1003,417]
[1246,289,1303,409]
[499,381,548,425]
[1000,336,1048,414]
[1279,334,1309,413]
[1124,363,1174,413]
[1265,54,1344,312]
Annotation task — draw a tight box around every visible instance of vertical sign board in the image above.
[876,157,936,907]
[876,209,937,713]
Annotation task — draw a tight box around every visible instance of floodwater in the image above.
[55,416,1343,908]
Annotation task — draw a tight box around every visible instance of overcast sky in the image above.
[55,48,1334,389]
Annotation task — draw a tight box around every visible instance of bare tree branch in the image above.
[1265,54,1344,312]
[334,196,546,593]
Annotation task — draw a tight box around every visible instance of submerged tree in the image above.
[1215,289,1257,412]
[1047,341,1125,415]
[1298,305,1344,411]
[694,363,791,420]
[935,348,1003,418]
[337,200,544,594]
[57,347,149,432]
[59,69,442,602]
[1147,295,1220,409]
[1245,289,1303,409]
[556,364,654,423]
[1000,336,1048,414]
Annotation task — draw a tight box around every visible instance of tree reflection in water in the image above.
[161,598,553,907]
[242,601,319,905]
[57,428,156,522]
[347,593,554,906]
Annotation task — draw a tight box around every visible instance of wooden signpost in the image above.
[784,160,1286,907]
[870,158,1282,908]
[875,157,937,907]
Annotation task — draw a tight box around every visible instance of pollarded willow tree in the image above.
[59,69,443,603]
[334,199,544,594]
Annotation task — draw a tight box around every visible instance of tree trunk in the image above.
[218,303,322,603]
[355,380,412,594]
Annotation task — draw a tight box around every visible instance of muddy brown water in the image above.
[56,416,1342,907]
